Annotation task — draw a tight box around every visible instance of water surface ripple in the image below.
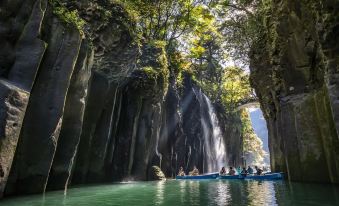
[1,180,339,206]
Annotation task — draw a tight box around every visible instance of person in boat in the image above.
[240,167,248,176]
[220,167,226,175]
[236,166,242,175]
[189,166,199,176]
[247,166,254,175]
[228,167,236,175]
[178,166,185,176]
[263,166,268,172]
[255,166,263,175]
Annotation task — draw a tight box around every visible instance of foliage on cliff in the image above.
[49,0,86,34]
[117,1,266,159]
[119,0,204,44]
[137,41,169,95]
[57,0,267,163]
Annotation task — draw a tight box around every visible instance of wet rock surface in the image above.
[1,0,338,200]
[0,81,29,198]
[8,0,339,199]
[250,0,339,183]
[1,0,240,197]
[148,166,166,181]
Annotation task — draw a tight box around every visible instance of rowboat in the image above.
[218,175,244,180]
[244,172,283,180]
[176,173,219,180]
[218,172,283,180]
[176,172,283,180]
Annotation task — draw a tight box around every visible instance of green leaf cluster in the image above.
[119,0,199,43]
[138,41,169,93]
[49,0,86,35]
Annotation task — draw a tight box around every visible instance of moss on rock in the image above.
[48,0,85,35]
[148,166,166,181]
[131,41,169,98]
[249,0,339,183]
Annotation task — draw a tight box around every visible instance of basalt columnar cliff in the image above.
[2,0,339,199]
[0,0,243,197]
[250,0,339,183]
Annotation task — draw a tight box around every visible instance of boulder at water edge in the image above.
[148,166,166,181]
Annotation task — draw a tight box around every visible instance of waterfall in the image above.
[194,88,226,173]
[203,94,226,172]
[186,146,192,171]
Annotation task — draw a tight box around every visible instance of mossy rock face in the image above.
[48,0,85,35]
[53,0,140,82]
[249,0,339,183]
[128,41,169,100]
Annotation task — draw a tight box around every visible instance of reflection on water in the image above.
[246,181,277,206]
[155,181,165,205]
[188,181,200,205]
[215,181,231,206]
[179,180,186,204]
[1,180,339,206]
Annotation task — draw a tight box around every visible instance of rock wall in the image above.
[0,0,139,196]
[250,0,339,183]
[215,106,243,168]
[158,73,243,177]
[0,0,243,197]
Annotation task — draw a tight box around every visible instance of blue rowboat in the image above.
[176,173,219,180]
[245,173,283,180]
[176,172,283,180]
[218,175,244,180]
[218,173,283,180]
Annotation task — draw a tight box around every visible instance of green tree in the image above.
[120,0,219,81]
[119,0,268,166]
[221,67,254,112]
[121,0,212,45]
[222,0,272,64]
[185,5,227,101]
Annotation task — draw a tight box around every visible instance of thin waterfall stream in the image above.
[203,94,226,172]
[194,88,226,173]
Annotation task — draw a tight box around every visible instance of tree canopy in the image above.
[118,0,263,109]
[118,0,267,163]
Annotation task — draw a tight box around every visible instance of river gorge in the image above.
[0,0,339,205]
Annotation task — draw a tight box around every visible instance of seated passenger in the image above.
[255,166,263,175]
[236,166,242,175]
[178,166,185,176]
[247,166,254,174]
[220,167,226,175]
[228,167,236,175]
[189,166,199,176]
[263,166,268,172]
[241,167,248,176]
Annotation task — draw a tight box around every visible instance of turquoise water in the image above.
[1,180,339,206]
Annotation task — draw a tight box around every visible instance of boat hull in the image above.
[176,173,219,180]
[176,173,283,180]
[245,173,283,180]
[218,175,244,180]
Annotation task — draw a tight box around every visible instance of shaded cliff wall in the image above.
[158,73,243,177]
[0,0,82,196]
[0,0,243,198]
[215,106,243,168]
[250,0,339,183]
[0,0,140,196]
[72,42,169,184]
